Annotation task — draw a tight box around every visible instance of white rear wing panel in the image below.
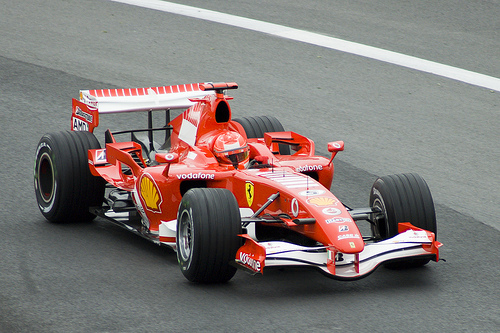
[80,83,215,114]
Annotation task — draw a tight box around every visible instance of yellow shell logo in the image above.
[307,197,337,207]
[140,174,162,213]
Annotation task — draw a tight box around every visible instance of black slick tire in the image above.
[369,173,437,268]
[233,116,290,155]
[176,188,242,283]
[34,131,105,223]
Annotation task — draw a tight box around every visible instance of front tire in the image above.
[34,131,105,223]
[176,188,242,283]
[370,173,437,268]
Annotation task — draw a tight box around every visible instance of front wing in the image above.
[94,207,441,280]
[235,223,442,280]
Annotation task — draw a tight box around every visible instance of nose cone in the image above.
[334,234,364,254]
[297,194,366,254]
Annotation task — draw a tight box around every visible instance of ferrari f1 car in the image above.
[34,82,442,283]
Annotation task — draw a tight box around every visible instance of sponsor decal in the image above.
[96,149,107,163]
[307,197,338,207]
[139,174,163,213]
[72,117,89,131]
[338,233,361,241]
[296,165,323,172]
[326,217,352,224]
[298,189,325,196]
[263,242,281,250]
[291,198,299,217]
[349,242,356,249]
[176,172,215,180]
[322,207,342,216]
[35,142,50,157]
[259,171,321,189]
[339,225,349,232]
[75,107,93,122]
[392,230,431,242]
[164,153,176,161]
[409,230,427,238]
[245,181,254,207]
[238,251,261,272]
[87,100,98,108]
[331,142,342,149]
[81,95,98,108]
[328,249,335,261]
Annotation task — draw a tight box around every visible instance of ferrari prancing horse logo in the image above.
[245,181,254,207]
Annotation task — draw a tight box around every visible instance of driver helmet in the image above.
[213,131,249,166]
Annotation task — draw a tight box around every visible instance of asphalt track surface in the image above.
[0,1,498,332]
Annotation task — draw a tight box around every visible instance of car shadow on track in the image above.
[37,215,442,297]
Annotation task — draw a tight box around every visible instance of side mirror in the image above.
[328,141,344,152]
[327,141,344,165]
[157,153,179,177]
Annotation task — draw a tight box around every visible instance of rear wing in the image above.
[71,83,216,132]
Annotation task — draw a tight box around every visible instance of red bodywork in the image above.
[72,82,440,279]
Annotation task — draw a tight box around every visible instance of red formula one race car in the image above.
[34,82,442,283]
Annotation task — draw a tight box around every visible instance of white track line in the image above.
[111,0,500,92]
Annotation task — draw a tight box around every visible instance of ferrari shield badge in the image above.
[245,181,254,207]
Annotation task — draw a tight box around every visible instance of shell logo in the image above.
[307,197,338,207]
[139,174,162,213]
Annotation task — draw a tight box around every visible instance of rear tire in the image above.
[176,188,242,283]
[369,173,437,268]
[233,116,290,155]
[34,131,105,223]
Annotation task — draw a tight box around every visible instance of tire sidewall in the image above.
[177,204,196,276]
[34,136,61,220]
[34,131,105,223]
[175,188,241,283]
[370,179,398,238]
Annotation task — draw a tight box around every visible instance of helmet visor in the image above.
[215,146,249,165]
[227,150,249,165]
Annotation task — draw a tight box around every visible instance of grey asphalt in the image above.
[1,0,498,332]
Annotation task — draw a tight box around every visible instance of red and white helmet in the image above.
[213,131,249,166]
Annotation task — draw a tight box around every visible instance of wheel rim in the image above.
[38,152,55,203]
[178,209,193,264]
